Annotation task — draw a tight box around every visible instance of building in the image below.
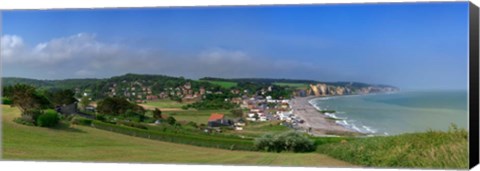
[146,95,159,101]
[207,113,232,127]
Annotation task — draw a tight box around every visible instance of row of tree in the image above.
[4,83,172,127]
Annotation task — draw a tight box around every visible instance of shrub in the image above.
[254,131,315,153]
[152,108,162,119]
[117,120,148,129]
[71,117,93,126]
[21,109,43,125]
[37,109,60,127]
[13,117,35,126]
[96,114,107,122]
[166,116,176,125]
[186,121,198,128]
[64,115,76,122]
[143,117,156,123]
[2,97,13,105]
[129,115,144,122]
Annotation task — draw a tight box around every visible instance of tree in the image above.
[46,89,77,106]
[2,85,13,97]
[97,97,145,116]
[230,108,244,118]
[79,96,92,110]
[166,116,176,125]
[170,95,182,103]
[9,84,50,113]
[153,108,162,120]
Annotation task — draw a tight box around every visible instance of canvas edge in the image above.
[469,1,479,169]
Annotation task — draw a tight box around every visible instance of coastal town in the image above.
[65,74,398,136]
[2,3,470,168]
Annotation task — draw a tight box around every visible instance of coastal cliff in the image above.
[303,83,398,97]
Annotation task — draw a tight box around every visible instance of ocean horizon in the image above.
[309,90,468,135]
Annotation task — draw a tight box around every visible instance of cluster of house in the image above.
[206,113,245,131]
[77,81,213,103]
[205,95,305,132]
[243,96,296,122]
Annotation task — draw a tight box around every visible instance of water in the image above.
[309,90,468,135]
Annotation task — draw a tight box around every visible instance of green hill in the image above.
[316,127,468,169]
[1,105,353,166]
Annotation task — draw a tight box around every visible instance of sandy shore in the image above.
[290,96,359,136]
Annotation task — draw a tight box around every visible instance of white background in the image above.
[0,0,479,171]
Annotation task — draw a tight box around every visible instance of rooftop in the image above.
[208,113,225,121]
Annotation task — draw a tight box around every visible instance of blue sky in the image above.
[1,2,469,90]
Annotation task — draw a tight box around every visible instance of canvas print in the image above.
[0,2,471,169]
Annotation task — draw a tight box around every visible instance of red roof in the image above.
[208,113,224,121]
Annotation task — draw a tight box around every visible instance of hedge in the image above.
[91,120,255,151]
[71,117,93,126]
[254,131,316,152]
[117,120,148,129]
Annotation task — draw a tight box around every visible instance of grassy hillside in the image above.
[316,127,468,169]
[224,121,291,138]
[1,105,353,167]
[144,99,187,109]
[202,80,238,89]
[273,82,308,89]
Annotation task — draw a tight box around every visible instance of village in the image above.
[71,77,398,135]
[206,95,303,132]
[70,78,312,134]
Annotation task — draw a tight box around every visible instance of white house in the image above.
[250,108,261,113]
[259,116,267,122]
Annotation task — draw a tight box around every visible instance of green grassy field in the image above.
[144,99,187,108]
[1,105,353,167]
[203,80,238,89]
[162,109,232,124]
[225,121,291,138]
[273,82,308,89]
[316,127,468,169]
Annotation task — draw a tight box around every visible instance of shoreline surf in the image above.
[290,96,362,136]
[305,90,468,136]
[307,95,385,136]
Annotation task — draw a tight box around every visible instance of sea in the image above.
[309,90,468,135]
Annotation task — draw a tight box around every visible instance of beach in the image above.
[306,91,468,135]
[290,96,358,136]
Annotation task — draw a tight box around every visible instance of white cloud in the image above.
[2,33,320,79]
[33,33,123,65]
[199,48,250,65]
[1,33,124,66]
[1,35,25,62]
